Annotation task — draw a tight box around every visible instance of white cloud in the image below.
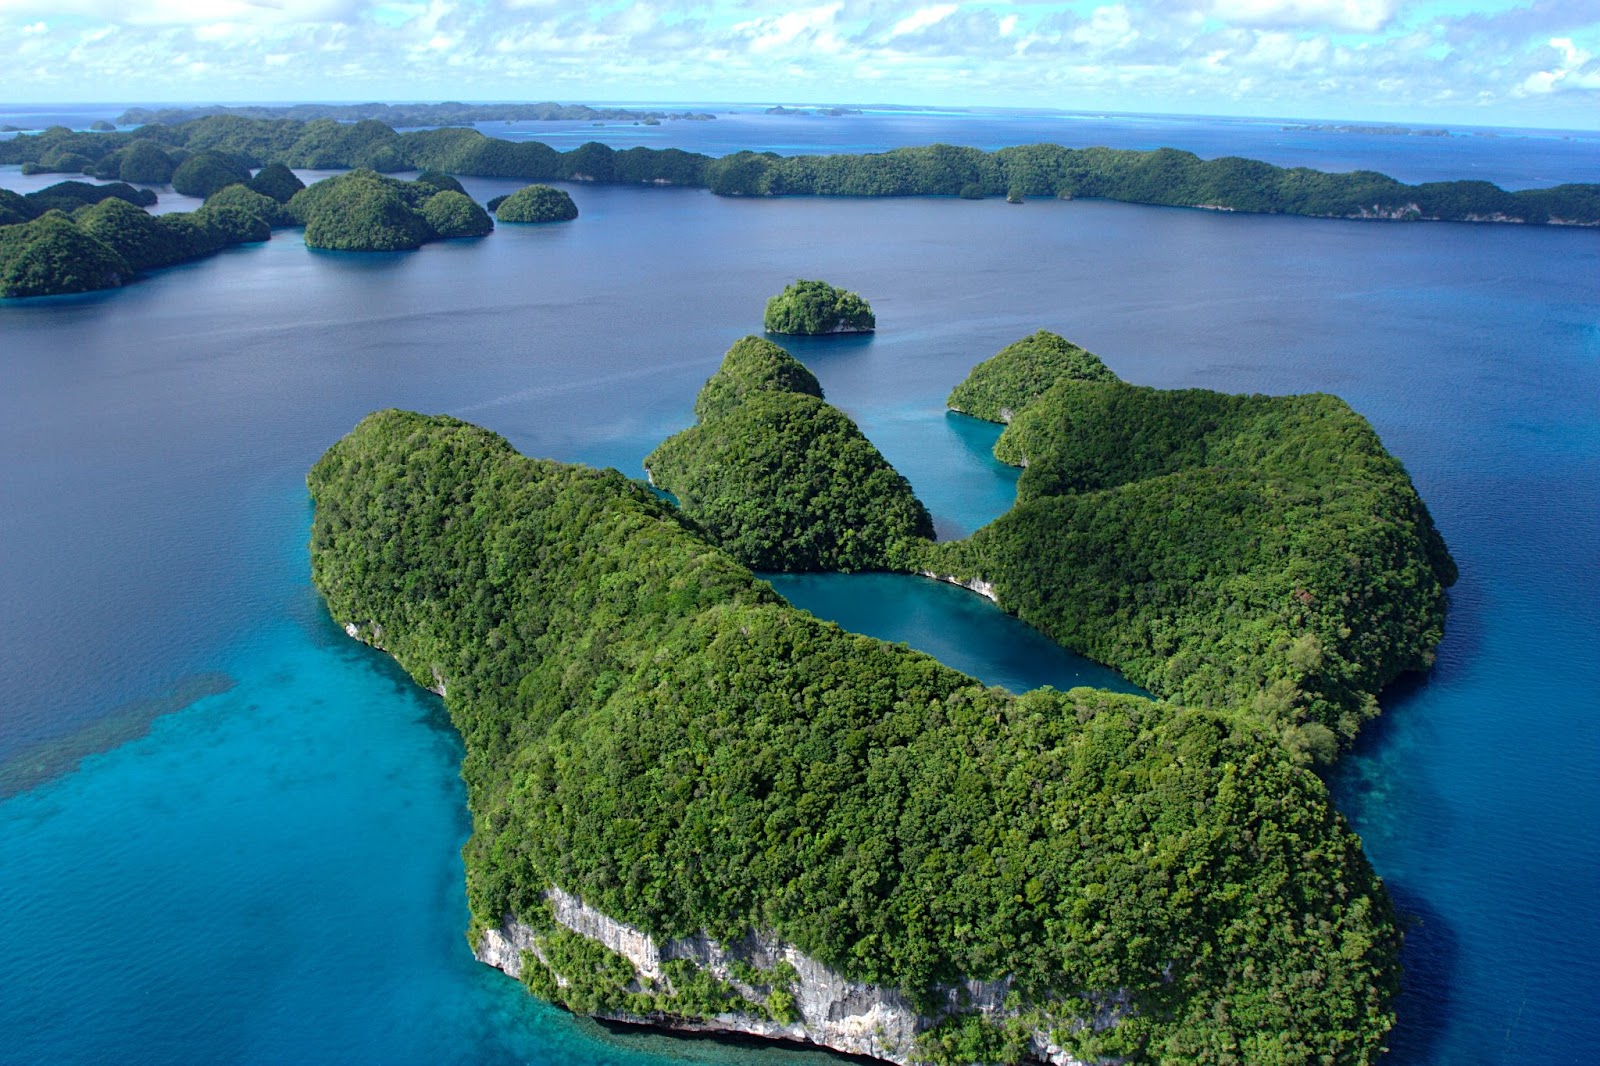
[887,3,957,38]
[0,0,1594,128]
[1210,0,1400,34]
[1520,35,1600,92]
[0,0,363,26]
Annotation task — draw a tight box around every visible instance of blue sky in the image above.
[2,0,1597,129]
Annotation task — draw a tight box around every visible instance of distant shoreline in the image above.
[4,115,1596,228]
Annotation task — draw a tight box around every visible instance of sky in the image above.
[0,0,1597,129]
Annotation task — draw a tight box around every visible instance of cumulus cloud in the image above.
[1209,0,1400,33]
[0,0,365,26]
[1521,36,1600,92]
[0,0,1596,127]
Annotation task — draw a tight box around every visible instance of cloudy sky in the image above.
[2,0,1597,128]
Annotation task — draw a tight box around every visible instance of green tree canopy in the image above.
[762,279,876,335]
[647,339,932,572]
[691,334,824,422]
[247,162,306,204]
[926,337,1457,756]
[290,170,435,251]
[494,183,579,223]
[414,169,467,195]
[419,190,494,239]
[0,211,131,298]
[946,329,1120,422]
[118,140,176,184]
[171,150,251,199]
[308,409,1403,1063]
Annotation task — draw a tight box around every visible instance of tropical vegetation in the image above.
[493,183,578,223]
[763,279,875,334]
[645,336,931,571]
[923,333,1457,761]
[288,169,492,250]
[308,408,1403,1064]
[3,117,1591,223]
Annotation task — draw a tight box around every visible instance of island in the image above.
[4,116,1593,224]
[172,150,252,198]
[0,164,499,295]
[644,336,931,570]
[763,279,875,334]
[491,183,578,223]
[0,180,286,297]
[289,169,492,250]
[309,407,1401,1065]
[113,102,717,127]
[920,332,1456,761]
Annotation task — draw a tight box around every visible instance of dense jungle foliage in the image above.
[645,337,930,571]
[703,143,1600,223]
[946,330,1120,421]
[247,162,306,204]
[925,336,1456,760]
[0,163,489,295]
[494,183,579,223]
[309,409,1401,1064]
[0,210,131,297]
[0,180,289,297]
[5,118,1593,223]
[287,169,492,250]
[763,279,876,334]
[171,149,253,199]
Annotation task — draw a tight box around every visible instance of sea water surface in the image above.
[2,124,1598,1065]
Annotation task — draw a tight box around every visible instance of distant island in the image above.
[4,116,1595,225]
[113,102,716,127]
[762,279,875,335]
[309,398,1411,1065]
[1282,124,1451,136]
[765,105,863,117]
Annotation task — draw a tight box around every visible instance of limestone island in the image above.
[4,117,1595,223]
[645,336,931,571]
[489,183,578,223]
[289,169,493,250]
[0,180,290,298]
[0,165,504,296]
[923,331,1456,763]
[763,279,876,335]
[308,323,1456,1061]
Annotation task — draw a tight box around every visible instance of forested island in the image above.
[0,166,496,296]
[0,177,292,298]
[923,332,1456,763]
[645,336,928,570]
[289,169,492,249]
[763,279,876,335]
[490,184,578,223]
[114,102,717,127]
[4,116,1595,224]
[310,408,1402,1065]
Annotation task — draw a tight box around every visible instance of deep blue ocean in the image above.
[2,110,1597,1065]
